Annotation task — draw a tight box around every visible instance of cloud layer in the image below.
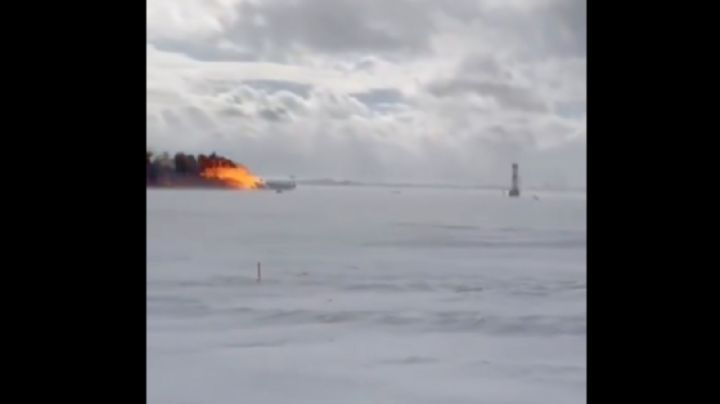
[147,0,586,189]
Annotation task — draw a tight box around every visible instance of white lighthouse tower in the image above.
[509,163,520,197]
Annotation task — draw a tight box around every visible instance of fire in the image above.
[201,164,265,189]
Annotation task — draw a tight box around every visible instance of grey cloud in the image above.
[201,80,248,97]
[242,79,313,98]
[147,114,162,132]
[258,107,289,122]
[149,38,256,62]
[459,54,512,80]
[147,88,183,104]
[196,79,313,100]
[479,0,586,60]
[218,107,248,119]
[151,0,584,63]
[272,92,309,115]
[354,57,379,72]
[429,79,548,113]
[161,110,184,129]
[351,88,407,111]
[554,101,586,119]
[469,124,538,156]
[155,107,217,137]
[184,106,216,129]
[228,0,432,54]
[551,0,587,57]
[220,0,483,56]
[521,136,586,189]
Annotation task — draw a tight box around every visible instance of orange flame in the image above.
[201,165,265,189]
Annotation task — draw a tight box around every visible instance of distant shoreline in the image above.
[294,179,586,194]
[147,181,586,195]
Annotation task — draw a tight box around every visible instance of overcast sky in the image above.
[147,0,586,189]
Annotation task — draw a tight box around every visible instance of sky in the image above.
[147,0,586,189]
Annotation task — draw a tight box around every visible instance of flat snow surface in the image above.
[148,186,586,404]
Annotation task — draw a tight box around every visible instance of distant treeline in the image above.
[146,151,239,187]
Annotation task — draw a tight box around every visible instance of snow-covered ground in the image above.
[147,186,586,404]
